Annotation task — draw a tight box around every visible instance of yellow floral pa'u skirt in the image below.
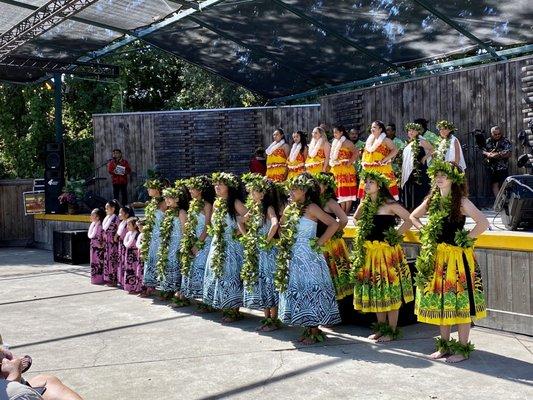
[354,240,414,312]
[323,237,352,300]
[415,243,487,325]
[266,148,287,182]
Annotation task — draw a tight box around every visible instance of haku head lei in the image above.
[405,122,423,133]
[314,172,337,192]
[287,173,318,192]
[185,175,211,192]
[144,179,164,190]
[428,160,465,185]
[241,172,271,193]
[211,172,239,188]
[436,120,456,131]
[360,170,390,189]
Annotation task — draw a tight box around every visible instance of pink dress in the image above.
[88,221,105,284]
[135,233,145,291]
[123,231,142,293]
[116,220,128,287]
[103,214,119,284]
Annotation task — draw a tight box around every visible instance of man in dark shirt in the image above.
[107,149,131,204]
[483,126,512,197]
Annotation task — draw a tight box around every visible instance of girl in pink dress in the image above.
[103,200,120,285]
[116,205,135,288]
[123,217,142,293]
[88,208,106,284]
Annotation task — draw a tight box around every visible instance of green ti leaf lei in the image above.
[384,226,403,246]
[411,136,422,185]
[350,195,383,278]
[139,197,161,261]
[414,192,452,290]
[155,207,179,282]
[241,197,264,292]
[180,198,205,277]
[208,197,228,278]
[454,229,476,248]
[435,137,451,162]
[274,201,306,293]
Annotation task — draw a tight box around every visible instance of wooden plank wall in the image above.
[320,56,531,206]
[0,179,34,246]
[260,105,321,145]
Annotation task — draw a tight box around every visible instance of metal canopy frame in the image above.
[0,55,119,77]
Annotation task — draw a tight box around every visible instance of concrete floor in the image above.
[0,248,531,400]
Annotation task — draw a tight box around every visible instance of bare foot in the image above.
[368,332,383,340]
[222,316,239,323]
[429,350,449,359]
[261,324,279,332]
[301,337,318,345]
[376,335,392,343]
[446,354,468,363]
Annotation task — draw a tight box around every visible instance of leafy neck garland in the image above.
[274,200,307,293]
[180,198,205,277]
[414,192,452,290]
[241,197,265,292]
[350,194,383,277]
[155,206,180,281]
[139,197,162,261]
[208,197,229,278]
[435,136,451,161]
[411,135,422,185]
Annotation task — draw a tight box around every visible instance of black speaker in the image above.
[53,230,90,265]
[44,142,65,213]
[494,175,533,231]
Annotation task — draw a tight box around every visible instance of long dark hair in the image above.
[106,200,120,215]
[426,165,469,222]
[372,120,386,134]
[333,125,349,139]
[178,190,191,212]
[293,130,308,154]
[226,184,243,221]
[120,205,135,219]
[92,207,106,222]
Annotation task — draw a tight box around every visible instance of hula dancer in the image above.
[88,208,105,285]
[102,200,120,286]
[401,122,434,211]
[116,205,134,288]
[240,173,281,332]
[315,172,352,301]
[156,182,189,302]
[265,128,290,182]
[434,120,466,170]
[203,172,247,322]
[287,130,308,180]
[123,217,141,294]
[357,121,399,200]
[180,175,215,308]
[410,161,489,362]
[352,171,414,342]
[140,179,167,297]
[305,126,330,175]
[276,173,341,344]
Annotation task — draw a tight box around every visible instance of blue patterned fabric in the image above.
[143,209,164,287]
[243,222,278,310]
[181,212,211,299]
[278,217,341,327]
[158,216,182,292]
[203,213,244,309]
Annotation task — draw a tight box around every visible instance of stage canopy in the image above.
[0,0,532,98]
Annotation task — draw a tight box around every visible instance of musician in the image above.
[107,149,131,204]
[482,126,512,197]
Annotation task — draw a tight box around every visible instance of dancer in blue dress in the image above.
[276,173,341,344]
[140,179,167,297]
[240,173,281,332]
[203,172,248,322]
[180,175,215,309]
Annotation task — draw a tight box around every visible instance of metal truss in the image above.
[0,55,119,77]
[0,0,100,60]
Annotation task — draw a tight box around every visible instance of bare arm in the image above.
[380,138,398,164]
[327,199,348,230]
[308,203,339,245]
[389,202,413,235]
[266,206,279,241]
[409,198,429,230]
[421,140,434,163]
[199,202,212,241]
[454,139,461,165]
[179,209,188,230]
[323,142,331,172]
[346,141,357,164]
[461,198,490,238]
[235,199,248,217]
[353,202,364,220]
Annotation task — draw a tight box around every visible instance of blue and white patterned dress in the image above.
[158,216,182,292]
[203,213,244,309]
[278,217,341,327]
[181,212,211,300]
[143,209,164,288]
[243,222,278,310]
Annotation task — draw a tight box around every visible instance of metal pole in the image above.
[53,72,63,143]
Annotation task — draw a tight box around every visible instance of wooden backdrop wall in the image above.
[320,55,532,206]
[0,179,34,246]
[92,105,321,201]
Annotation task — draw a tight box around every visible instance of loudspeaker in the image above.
[44,142,65,213]
[53,230,90,265]
[494,175,533,231]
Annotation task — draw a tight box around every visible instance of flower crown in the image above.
[241,172,271,193]
[436,120,456,131]
[163,179,187,198]
[360,170,390,188]
[405,122,423,133]
[427,160,465,184]
[144,179,164,190]
[314,172,337,191]
[287,173,318,191]
[211,172,239,188]
[186,175,211,191]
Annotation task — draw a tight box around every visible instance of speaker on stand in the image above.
[44,142,65,214]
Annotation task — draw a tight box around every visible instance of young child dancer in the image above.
[410,161,489,362]
[240,173,280,332]
[156,183,188,301]
[88,207,106,285]
[276,173,341,344]
[102,199,120,286]
[351,171,414,342]
[203,172,247,322]
[140,179,167,297]
[135,219,145,294]
[116,205,134,288]
[123,217,141,294]
[180,176,214,309]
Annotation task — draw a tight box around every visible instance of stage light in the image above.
[44,82,53,90]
